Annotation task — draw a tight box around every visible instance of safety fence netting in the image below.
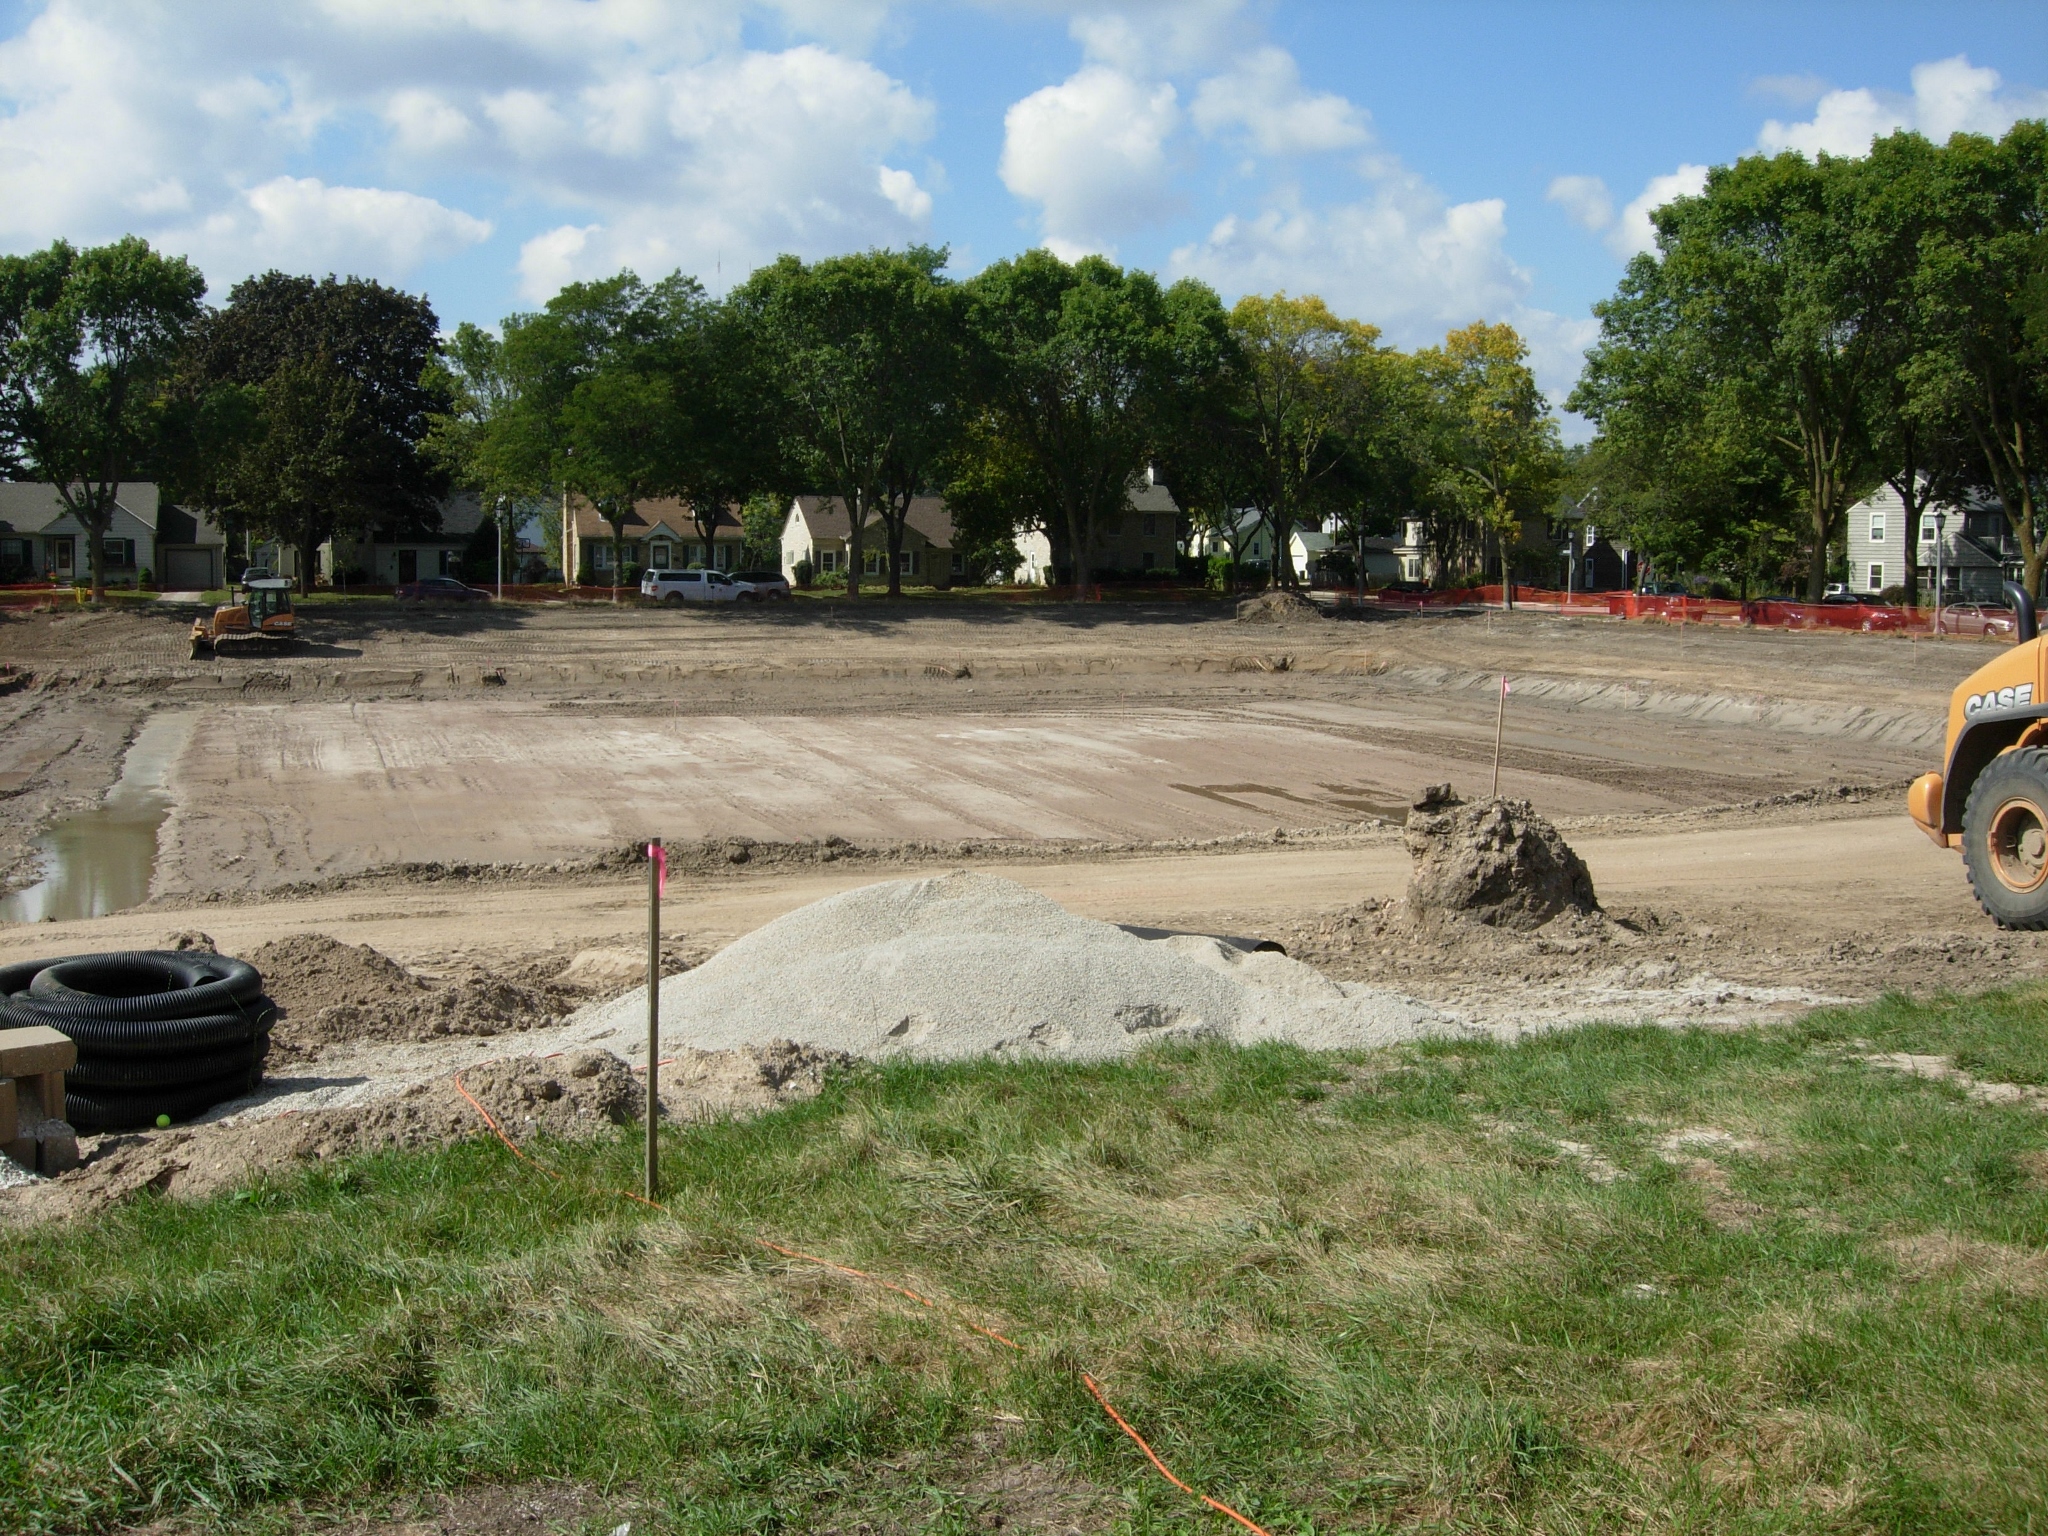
[1326,584,2016,637]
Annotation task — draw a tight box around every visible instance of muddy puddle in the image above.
[0,712,194,924]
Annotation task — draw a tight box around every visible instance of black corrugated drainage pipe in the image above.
[0,952,274,1130]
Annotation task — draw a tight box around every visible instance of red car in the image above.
[396,576,491,603]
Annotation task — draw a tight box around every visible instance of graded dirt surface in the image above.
[0,595,2034,1212]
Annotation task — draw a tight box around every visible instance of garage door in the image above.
[162,549,215,589]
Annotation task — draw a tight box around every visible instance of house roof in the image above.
[791,495,956,548]
[0,481,223,544]
[569,497,744,540]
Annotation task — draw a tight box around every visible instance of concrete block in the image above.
[33,1120,78,1175]
[0,1026,75,1078]
[26,1070,63,1120]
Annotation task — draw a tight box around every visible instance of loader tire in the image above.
[1962,746,2048,929]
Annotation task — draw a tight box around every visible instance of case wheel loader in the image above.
[1910,581,2048,927]
[191,576,297,660]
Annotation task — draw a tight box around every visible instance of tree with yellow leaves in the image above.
[1418,320,1561,600]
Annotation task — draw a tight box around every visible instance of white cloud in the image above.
[1169,166,1594,409]
[878,165,933,222]
[1189,46,1369,156]
[1544,174,1612,233]
[1607,163,1708,260]
[999,64,1180,257]
[1069,1,1247,75]
[0,0,940,304]
[1758,54,2048,157]
[384,88,474,155]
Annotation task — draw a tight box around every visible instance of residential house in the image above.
[0,482,226,589]
[1845,479,2014,600]
[1183,509,1278,570]
[782,495,959,585]
[1015,472,1184,583]
[564,497,747,584]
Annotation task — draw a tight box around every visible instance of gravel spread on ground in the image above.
[570,872,1462,1060]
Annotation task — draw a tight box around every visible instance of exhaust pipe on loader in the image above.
[1909,578,2048,927]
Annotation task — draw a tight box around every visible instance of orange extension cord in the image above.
[452,1068,1272,1535]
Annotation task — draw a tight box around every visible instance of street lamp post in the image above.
[1934,510,1947,636]
[495,498,504,602]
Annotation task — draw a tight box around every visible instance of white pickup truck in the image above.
[641,568,739,604]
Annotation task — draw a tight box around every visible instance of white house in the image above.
[0,482,225,590]
[1845,479,2013,600]
[781,495,959,584]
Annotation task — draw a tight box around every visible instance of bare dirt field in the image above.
[0,595,2034,1210]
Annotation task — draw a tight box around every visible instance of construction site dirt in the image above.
[0,596,2034,1209]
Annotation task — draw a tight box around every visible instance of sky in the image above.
[1,0,2044,434]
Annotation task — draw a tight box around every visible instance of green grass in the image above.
[6,991,2048,1534]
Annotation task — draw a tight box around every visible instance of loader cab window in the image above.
[244,585,293,623]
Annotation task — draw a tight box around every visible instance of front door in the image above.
[398,549,418,583]
[49,537,73,574]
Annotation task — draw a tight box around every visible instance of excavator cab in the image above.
[191,577,297,659]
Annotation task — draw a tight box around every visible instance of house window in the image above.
[0,536,30,572]
[864,550,883,575]
[102,538,134,567]
[593,543,612,570]
[439,549,457,576]
[1869,512,1886,543]
[1142,514,1157,536]
[897,549,916,575]
[818,550,838,573]
[714,544,732,571]
[1868,562,1884,591]
[950,551,963,574]
[1921,521,1936,542]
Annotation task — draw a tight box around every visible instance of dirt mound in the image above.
[247,934,585,1060]
[1235,590,1324,625]
[5,1042,844,1217]
[1403,795,1599,930]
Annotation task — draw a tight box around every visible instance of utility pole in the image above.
[1934,509,1946,637]
[495,498,504,602]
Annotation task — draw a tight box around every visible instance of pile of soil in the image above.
[1235,590,1324,625]
[1403,793,1599,930]
[247,934,589,1060]
[5,1041,846,1218]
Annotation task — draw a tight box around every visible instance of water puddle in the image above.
[0,711,194,924]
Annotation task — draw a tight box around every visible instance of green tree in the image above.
[733,247,963,598]
[1418,321,1562,602]
[1906,122,2048,595]
[178,272,447,592]
[1226,293,1386,591]
[965,250,1221,594]
[0,237,205,601]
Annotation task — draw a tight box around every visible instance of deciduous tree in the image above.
[0,237,204,600]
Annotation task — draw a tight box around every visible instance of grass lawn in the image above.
[4,990,2047,1534]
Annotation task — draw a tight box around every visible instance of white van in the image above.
[641,568,739,604]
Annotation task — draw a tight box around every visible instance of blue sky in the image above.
[1,1,2043,425]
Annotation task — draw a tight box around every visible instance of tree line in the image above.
[1571,121,2047,603]
[0,239,1563,601]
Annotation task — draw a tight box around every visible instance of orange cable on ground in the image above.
[1081,1374,1273,1536]
[450,1065,1261,1531]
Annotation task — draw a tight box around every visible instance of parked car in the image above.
[1820,590,1874,606]
[395,576,490,603]
[1856,604,1910,631]
[1639,581,1691,596]
[1375,580,1433,596]
[729,570,792,601]
[1936,602,2016,638]
[642,568,739,604]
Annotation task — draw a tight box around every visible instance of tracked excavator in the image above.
[1910,581,2048,927]
[191,576,297,660]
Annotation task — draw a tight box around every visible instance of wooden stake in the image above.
[1492,675,1508,798]
[646,836,661,1203]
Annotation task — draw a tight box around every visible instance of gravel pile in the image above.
[569,873,1457,1062]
